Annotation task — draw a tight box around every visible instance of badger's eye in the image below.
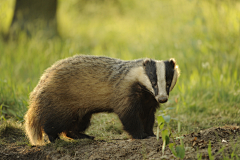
[152,82,157,86]
[166,81,171,88]
[166,83,170,88]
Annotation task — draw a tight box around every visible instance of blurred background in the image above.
[0,0,240,133]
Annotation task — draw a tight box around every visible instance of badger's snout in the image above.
[157,96,168,103]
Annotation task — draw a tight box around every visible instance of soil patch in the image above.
[0,125,240,160]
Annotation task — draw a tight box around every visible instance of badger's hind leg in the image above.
[66,113,94,140]
[43,121,61,143]
[43,112,70,143]
[47,134,60,143]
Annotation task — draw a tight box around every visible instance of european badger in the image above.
[25,55,180,145]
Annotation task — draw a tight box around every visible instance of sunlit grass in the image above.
[0,0,239,138]
[0,0,14,33]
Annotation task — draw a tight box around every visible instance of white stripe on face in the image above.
[155,61,168,101]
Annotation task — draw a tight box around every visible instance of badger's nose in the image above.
[158,96,168,103]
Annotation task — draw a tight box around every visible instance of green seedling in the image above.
[157,113,185,158]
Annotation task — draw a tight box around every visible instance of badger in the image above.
[25,55,180,145]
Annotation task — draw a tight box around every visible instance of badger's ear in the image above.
[169,58,176,68]
[143,58,151,66]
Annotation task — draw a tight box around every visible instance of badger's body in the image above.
[25,55,179,145]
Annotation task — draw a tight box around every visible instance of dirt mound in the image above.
[182,125,240,159]
[0,125,240,160]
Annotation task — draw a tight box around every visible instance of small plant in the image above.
[0,103,7,121]
[156,109,185,159]
[197,152,202,160]
[207,141,226,160]
[169,142,185,159]
[208,141,214,160]
[156,115,169,154]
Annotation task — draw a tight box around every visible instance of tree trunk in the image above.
[9,0,58,39]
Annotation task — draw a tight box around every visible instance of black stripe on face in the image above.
[164,60,175,95]
[143,59,158,96]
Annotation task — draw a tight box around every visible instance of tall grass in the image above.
[0,0,239,133]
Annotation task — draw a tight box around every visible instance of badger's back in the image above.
[30,55,143,110]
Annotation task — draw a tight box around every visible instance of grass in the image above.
[0,120,26,145]
[0,0,240,142]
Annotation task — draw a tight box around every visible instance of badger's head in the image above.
[143,58,180,103]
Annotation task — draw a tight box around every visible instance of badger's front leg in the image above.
[117,104,148,139]
[119,113,148,139]
[142,110,155,137]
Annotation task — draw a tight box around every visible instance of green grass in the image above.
[0,120,26,145]
[0,0,240,138]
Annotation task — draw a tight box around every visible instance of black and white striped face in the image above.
[143,58,179,103]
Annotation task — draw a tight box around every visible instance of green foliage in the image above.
[0,120,25,144]
[156,116,164,140]
[157,113,185,159]
[157,113,176,154]
[161,129,170,154]
[105,125,123,135]
[0,104,6,121]
[206,142,228,160]
[208,141,214,160]
[175,145,185,159]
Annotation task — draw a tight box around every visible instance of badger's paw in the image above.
[131,132,148,139]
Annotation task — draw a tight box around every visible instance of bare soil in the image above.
[0,125,240,160]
